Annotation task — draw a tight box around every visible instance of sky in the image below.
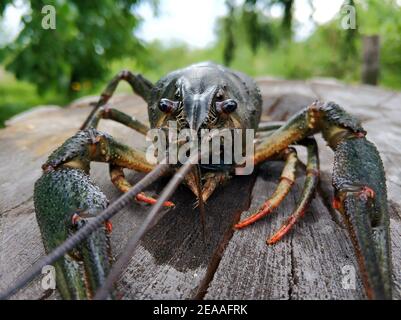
[1,0,345,47]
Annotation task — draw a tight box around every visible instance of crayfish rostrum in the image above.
[9,62,392,299]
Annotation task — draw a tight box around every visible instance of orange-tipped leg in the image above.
[110,165,174,208]
[235,148,298,229]
[135,192,175,208]
[267,138,319,245]
[105,220,113,234]
[235,201,274,229]
[267,215,300,245]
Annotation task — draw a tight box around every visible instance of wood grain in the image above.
[0,78,400,300]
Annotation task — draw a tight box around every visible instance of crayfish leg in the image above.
[235,148,298,229]
[267,138,319,244]
[109,164,174,207]
[252,101,392,299]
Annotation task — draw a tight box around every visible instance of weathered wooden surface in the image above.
[0,78,400,300]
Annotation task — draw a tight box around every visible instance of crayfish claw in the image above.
[332,138,392,299]
[34,168,113,299]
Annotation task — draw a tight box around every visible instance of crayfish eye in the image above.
[216,99,238,114]
[159,98,177,113]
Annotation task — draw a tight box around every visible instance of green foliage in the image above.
[272,0,294,38]
[340,0,358,63]
[217,0,401,88]
[221,0,293,64]
[356,0,401,88]
[1,0,401,127]
[0,0,147,97]
[241,0,279,52]
[111,42,224,84]
[0,69,66,127]
[222,0,236,65]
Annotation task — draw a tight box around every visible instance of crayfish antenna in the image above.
[193,165,207,242]
[93,132,220,299]
[0,163,170,300]
[93,160,197,300]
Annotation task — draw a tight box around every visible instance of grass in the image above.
[1,34,401,128]
[0,69,66,128]
[2,1,401,128]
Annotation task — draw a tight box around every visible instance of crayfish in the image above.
[1,62,392,300]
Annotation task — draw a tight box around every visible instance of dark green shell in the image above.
[332,137,388,223]
[34,168,108,244]
[34,168,110,299]
[321,102,365,133]
[45,128,111,171]
[147,62,262,130]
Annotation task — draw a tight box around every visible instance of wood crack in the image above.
[193,173,257,300]
[0,196,34,217]
[288,237,296,300]
[389,200,401,221]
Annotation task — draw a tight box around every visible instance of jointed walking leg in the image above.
[267,138,319,244]
[235,148,298,229]
[84,106,149,135]
[81,70,154,130]
[110,165,174,208]
[250,101,391,299]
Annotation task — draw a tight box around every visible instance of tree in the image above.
[0,0,150,97]
[274,0,294,38]
[241,0,278,54]
[223,0,236,65]
[340,0,358,63]
[221,0,294,65]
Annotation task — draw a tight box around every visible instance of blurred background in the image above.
[0,0,400,127]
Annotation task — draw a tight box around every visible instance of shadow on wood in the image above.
[1,78,400,300]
